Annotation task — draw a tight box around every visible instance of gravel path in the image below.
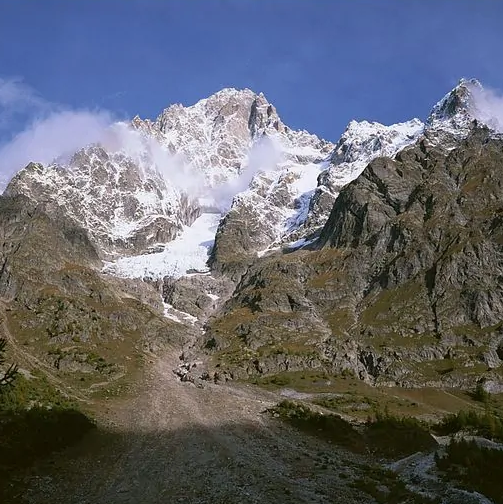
[20,351,367,504]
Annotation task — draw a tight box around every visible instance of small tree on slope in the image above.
[0,338,18,387]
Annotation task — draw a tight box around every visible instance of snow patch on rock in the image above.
[103,213,221,280]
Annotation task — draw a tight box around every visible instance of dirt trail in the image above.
[19,350,366,504]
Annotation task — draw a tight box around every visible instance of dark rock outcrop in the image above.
[205,128,503,388]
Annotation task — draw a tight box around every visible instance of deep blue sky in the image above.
[1,0,503,142]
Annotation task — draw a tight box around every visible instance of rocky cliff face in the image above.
[132,88,291,183]
[210,79,497,277]
[5,149,200,258]
[2,79,502,392]
[204,126,503,389]
[208,117,427,277]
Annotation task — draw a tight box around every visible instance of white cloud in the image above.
[206,134,283,211]
[0,76,282,210]
[469,84,503,133]
[100,122,207,195]
[0,109,114,187]
[0,76,116,188]
[0,76,211,196]
[98,124,283,212]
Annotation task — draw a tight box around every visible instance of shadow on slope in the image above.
[3,418,371,504]
[4,407,501,504]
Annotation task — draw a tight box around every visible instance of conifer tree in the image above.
[0,338,18,387]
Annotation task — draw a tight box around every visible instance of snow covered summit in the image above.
[4,87,332,273]
[4,80,501,281]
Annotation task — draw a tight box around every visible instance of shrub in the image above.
[269,400,365,452]
[471,382,490,403]
[366,411,437,458]
[0,372,95,483]
[436,439,503,504]
[0,338,18,387]
[434,409,503,442]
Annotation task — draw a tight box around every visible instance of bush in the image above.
[471,382,490,403]
[436,439,503,504]
[0,406,95,469]
[366,411,437,458]
[434,409,503,442]
[0,373,95,485]
[269,400,365,452]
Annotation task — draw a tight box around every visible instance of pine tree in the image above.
[0,338,18,387]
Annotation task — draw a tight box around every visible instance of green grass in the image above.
[314,392,418,419]
[360,279,423,328]
[0,372,75,411]
[251,370,333,389]
[252,370,487,420]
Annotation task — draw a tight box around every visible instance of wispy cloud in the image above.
[0,77,283,207]
[0,76,116,187]
[470,85,503,133]
[207,134,283,211]
[0,77,47,111]
[0,110,113,182]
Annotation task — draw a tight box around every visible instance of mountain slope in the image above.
[0,193,193,395]
[204,126,503,389]
[2,78,502,393]
[209,79,490,276]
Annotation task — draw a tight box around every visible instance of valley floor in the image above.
[15,350,368,504]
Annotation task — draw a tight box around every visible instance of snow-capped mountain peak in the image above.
[328,118,424,167]
[5,79,502,281]
[131,87,292,189]
[424,78,501,142]
[4,87,331,273]
[212,78,503,260]
[296,117,425,236]
[428,78,481,124]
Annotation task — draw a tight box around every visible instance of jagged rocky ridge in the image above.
[6,149,200,258]
[209,79,486,277]
[1,78,502,390]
